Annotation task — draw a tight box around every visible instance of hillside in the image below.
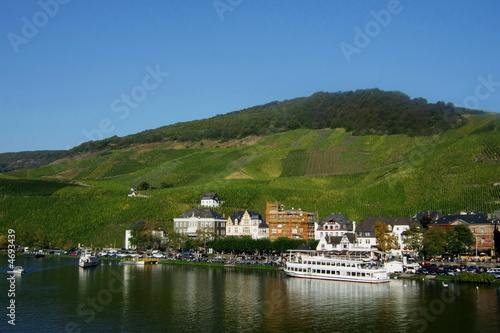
[67,89,468,154]
[0,150,65,173]
[0,112,498,248]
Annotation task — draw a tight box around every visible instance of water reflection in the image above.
[1,257,499,333]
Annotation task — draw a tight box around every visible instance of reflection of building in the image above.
[173,209,226,239]
[429,213,496,255]
[265,202,316,241]
[226,210,268,239]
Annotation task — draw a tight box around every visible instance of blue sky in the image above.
[1,0,499,153]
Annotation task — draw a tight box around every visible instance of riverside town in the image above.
[8,192,500,283]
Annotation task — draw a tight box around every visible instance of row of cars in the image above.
[95,250,282,266]
[416,262,500,278]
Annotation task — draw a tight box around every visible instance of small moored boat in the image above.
[79,251,100,268]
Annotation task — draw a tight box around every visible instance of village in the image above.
[124,191,500,264]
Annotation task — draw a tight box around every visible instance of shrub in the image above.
[453,272,494,284]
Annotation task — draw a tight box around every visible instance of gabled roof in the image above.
[414,210,444,221]
[344,233,356,243]
[431,213,491,226]
[318,213,353,230]
[324,236,342,245]
[320,213,351,224]
[202,192,219,200]
[356,217,412,235]
[258,221,268,229]
[324,233,356,245]
[177,209,224,219]
[231,210,263,221]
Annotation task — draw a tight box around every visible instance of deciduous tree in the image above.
[403,223,424,254]
[422,227,446,258]
[374,221,399,253]
[446,224,475,256]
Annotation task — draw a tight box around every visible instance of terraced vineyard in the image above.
[0,113,498,247]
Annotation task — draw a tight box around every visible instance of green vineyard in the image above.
[0,113,498,247]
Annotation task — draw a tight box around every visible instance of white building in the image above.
[173,208,226,239]
[355,217,414,256]
[226,210,268,239]
[317,233,356,251]
[124,221,164,249]
[315,213,355,241]
[200,192,221,207]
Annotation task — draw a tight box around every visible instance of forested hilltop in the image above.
[0,89,497,248]
[0,150,65,173]
[68,89,472,154]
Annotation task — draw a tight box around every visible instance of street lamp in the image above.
[475,236,478,260]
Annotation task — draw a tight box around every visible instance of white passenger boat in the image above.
[79,251,100,268]
[284,250,390,284]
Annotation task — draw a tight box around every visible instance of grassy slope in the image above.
[0,114,498,247]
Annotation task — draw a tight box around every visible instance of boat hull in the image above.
[283,268,389,284]
[79,261,100,268]
[79,255,100,268]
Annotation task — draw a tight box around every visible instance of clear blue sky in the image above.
[1,0,499,153]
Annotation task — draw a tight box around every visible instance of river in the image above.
[1,256,499,333]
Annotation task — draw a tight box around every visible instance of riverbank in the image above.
[392,273,500,284]
[43,254,283,270]
[159,259,283,271]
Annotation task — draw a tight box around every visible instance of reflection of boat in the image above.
[79,251,100,268]
[284,250,390,284]
[8,266,24,274]
[120,258,159,265]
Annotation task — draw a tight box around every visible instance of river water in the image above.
[1,256,499,333]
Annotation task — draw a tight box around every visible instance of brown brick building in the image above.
[429,213,496,255]
[265,202,316,241]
